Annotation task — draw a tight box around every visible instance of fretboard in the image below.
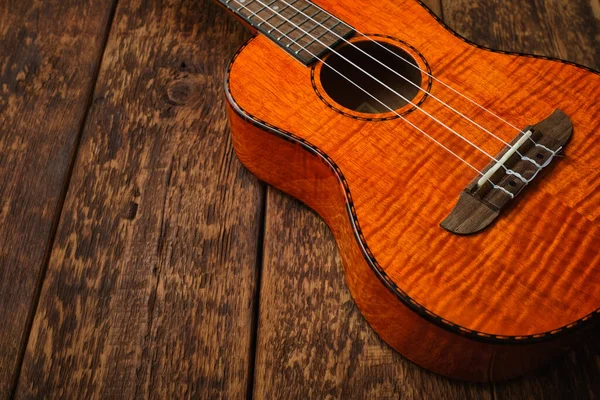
[220,0,355,65]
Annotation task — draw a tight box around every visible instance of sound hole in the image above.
[320,41,422,114]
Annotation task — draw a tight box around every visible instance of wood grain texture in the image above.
[444,0,600,68]
[229,0,600,337]
[444,0,600,395]
[14,0,260,398]
[228,0,600,384]
[253,189,491,398]
[252,0,494,394]
[2,0,597,397]
[228,60,596,383]
[0,1,115,397]
[442,110,573,235]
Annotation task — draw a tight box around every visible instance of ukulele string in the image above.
[360,34,530,135]
[273,0,525,157]
[250,0,517,173]
[279,0,531,140]
[297,1,541,151]
[230,1,517,196]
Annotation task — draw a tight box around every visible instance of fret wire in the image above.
[287,14,330,48]
[236,0,256,12]
[294,4,329,29]
[265,16,288,32]
[276,3,314,39]
[271,0,301,21]
[327,20,341,32]
[255,0,287,27]
[246,0,278,23]
[295,19,339,54]
[260,4,284,29]
[245,2,268,18]
[264,0,301,31]
[222,0,355,65]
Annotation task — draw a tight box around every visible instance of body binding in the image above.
[223,0,600,381]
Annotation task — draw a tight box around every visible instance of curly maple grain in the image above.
[226,0,600,381]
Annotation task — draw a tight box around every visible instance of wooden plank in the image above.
[423,0,443,16]
[443,0,600,397]
[443,0,600,67]
[0,1,116,397]
[14,0,261,398]
[252,2,492,397]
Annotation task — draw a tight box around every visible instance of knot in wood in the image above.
[167,77,202,105]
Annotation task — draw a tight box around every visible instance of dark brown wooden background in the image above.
[0,0,598,398]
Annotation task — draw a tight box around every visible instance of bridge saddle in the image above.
[441,109,573,235]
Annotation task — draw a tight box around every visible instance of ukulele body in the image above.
[224,0,600,381]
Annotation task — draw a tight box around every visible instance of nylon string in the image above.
[226,0,545,194]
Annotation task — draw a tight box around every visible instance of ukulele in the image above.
[216,0,600,381]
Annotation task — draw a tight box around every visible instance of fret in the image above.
[235,1,249,12]
[258,2,285,29]
[299,7,324,26]
[238,0,275,24]
[220,0,355,65]
[266,17,288,33]
[288,14,331,49]
[245,0,278,19]
[232,0,255,17]
[278,0,304,15]
[255,1,289,31]
[276,3,313,40]
[294,20,336,55]
[282,8,324,45]
[244,1,272,19]
[262,0,301,33]
[234,0,259,13]
[278,8,331,48]
[271,0,301,20]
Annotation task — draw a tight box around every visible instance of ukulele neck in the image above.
[219,0,355,65]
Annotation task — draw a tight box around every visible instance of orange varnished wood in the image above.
[224,0,600,380]
[227,101,597,381]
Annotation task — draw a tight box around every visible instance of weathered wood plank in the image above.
[14,0,260,398]
[0,1,116,397]
[423,0,443,16]
[443,0,600,397]
[443,0,600,67]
